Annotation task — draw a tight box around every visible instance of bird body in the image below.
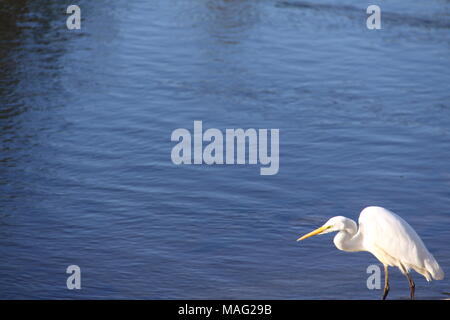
[358,206,443,281]
[297,206,444,299]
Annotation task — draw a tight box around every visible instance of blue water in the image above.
[0,0,449,299]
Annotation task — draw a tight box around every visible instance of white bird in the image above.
[297,206,444,299]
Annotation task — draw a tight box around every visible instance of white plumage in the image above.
[298,206,444,299]
[358,206,444,281]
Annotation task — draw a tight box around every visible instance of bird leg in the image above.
[405,273,415,300]
[382,265,390,300]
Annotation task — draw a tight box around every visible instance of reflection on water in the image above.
[0,0,449,299]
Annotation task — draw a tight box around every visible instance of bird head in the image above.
[297,216,348,241]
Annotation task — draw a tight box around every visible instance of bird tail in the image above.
[425,257,444,281]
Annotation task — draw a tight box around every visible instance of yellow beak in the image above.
[297,225,331,241]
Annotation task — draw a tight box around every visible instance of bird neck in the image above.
[333,220,364,252]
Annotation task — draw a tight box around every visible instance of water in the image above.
[0,0,449,299]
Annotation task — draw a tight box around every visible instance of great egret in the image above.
[297,206,444,299]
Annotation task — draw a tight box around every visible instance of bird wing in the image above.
[358,206,443,280]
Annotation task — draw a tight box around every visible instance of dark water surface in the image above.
[0,0,449,299]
